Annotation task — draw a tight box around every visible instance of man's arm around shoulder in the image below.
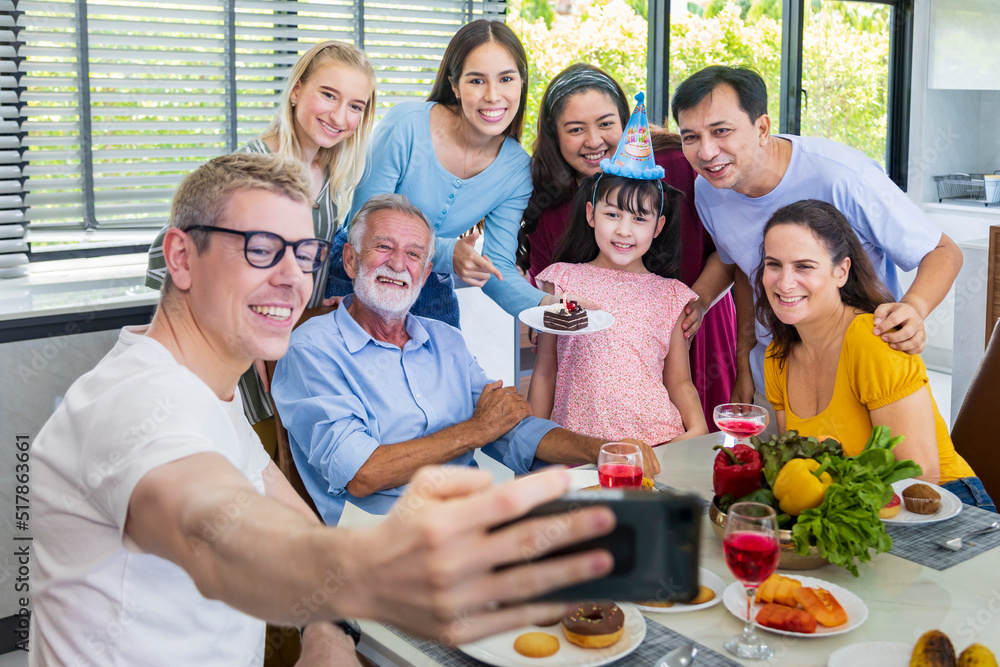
[873,232,962,354]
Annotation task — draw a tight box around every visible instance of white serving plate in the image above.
[827,641,912,666]
[722,575,867,638]
[633,567,725,613]
[458,602,645,667]
[518,306,614,336]
[882,478,962,525]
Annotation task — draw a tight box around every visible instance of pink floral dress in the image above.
[535,262,698,444]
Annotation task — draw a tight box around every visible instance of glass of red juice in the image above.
[713,403,768,445]
[723,501,780,660]
[597,442,644,489]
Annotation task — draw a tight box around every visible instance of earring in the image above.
[291,100,296,108]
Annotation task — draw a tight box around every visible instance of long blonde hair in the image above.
[262,40,377,222]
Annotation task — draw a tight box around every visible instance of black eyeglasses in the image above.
[187,225,332,274]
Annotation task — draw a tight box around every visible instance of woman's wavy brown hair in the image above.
[754,199,894,364]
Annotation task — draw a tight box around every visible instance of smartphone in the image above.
[498,490,701,602]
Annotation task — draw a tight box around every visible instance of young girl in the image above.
[518,63,736,429]
[145,40,377,426]
[528,96,708,444]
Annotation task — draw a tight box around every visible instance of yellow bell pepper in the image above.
[772,458,833,516]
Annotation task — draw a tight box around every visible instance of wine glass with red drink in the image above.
[713,403,768,446]
[597,442,644,489]
[723,501,780,660]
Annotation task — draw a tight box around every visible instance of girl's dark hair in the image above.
[428,20,528,142]
[552,173,681,280]
[754,199,895,363]
[518,64,629,271]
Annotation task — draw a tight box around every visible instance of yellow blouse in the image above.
[764,313,974,484]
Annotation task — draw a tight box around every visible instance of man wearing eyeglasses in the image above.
[271,193,659,526]
[29,154,620,667]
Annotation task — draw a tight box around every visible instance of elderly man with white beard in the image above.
[272,193,658,524]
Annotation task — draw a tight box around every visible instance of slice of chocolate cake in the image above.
[543,299,588,331]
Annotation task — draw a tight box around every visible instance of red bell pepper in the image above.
[712,444,763,498]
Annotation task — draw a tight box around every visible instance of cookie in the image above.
[640,599,674,608]
[690,585,716,605]
[642,585,714,608]
[514,632,560,658]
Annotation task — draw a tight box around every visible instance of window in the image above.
[800,1,892,166]
[3,0,505,274]
[647,0,912,188]
[663,0,784,129]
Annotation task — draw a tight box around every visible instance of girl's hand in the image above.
[539,292,603,311]
[454,232,503,287]
[681,297,705,339]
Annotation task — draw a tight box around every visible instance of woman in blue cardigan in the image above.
[326,20,559,326]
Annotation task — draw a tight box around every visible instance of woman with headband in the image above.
[518,63,737,428]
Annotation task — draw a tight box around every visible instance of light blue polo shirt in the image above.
[695,134,942,393]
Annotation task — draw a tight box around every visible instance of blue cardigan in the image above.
[348,101,544,316]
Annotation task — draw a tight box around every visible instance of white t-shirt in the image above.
[694,134,943,393]
[29,326,272,667]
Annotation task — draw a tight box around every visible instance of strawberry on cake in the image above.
[544,297,588,331]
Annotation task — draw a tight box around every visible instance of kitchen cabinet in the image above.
[928,0,1000,90]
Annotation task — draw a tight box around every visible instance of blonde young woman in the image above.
[145,40,378,428]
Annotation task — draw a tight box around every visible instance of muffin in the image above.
[902,483,941,514]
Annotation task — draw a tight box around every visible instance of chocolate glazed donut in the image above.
[561,602,625,648]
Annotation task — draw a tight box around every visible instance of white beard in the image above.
[354,262,425,321]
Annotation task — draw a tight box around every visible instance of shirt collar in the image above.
[335,295,431,354]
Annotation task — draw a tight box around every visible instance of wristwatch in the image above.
[334,619,362,646]
[299,619,361,647]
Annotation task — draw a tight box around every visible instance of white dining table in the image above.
[345,431,1000,666]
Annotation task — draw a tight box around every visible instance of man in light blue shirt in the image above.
[671,66,963,402]
[273,193,657,525]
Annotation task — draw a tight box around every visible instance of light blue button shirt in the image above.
[272,297,558,524]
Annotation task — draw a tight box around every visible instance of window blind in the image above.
[0,0,28,277]
[14,0,505,266]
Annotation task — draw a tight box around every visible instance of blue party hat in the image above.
[599,92,664,180]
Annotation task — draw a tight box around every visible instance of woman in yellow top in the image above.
[756,200,994,511]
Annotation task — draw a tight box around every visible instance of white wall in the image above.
[0,330,120,616]
[909,0,1000,206]
[903,0,1000,374]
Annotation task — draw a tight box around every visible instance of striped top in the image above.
[143,138,342,423]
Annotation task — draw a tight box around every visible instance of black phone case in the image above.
[502,490,702,602]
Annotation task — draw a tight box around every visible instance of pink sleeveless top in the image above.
[536,262,697,444]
